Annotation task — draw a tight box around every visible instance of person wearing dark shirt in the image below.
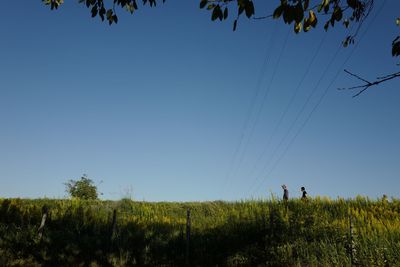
[282,184,289,201]
[301,186,307,200]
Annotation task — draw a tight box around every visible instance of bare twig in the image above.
[339,69,400,97]
[344,69,371,84]
[253,14,273,20]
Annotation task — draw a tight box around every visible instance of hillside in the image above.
[1,197,399,266]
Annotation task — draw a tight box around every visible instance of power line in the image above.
[246,40,342,195]
[219,22,278,196]
[246,33,328,183]
[246,22,355,192]
[226,27,291,193]
[250,0,388,195]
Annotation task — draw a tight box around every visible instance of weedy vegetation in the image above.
[0,196,399,266]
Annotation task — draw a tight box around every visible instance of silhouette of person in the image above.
[282,184,289,201]
[301,186,307,200]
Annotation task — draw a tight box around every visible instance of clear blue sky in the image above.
[0,1,399,201]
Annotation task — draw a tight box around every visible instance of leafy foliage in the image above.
[65,175,98,200]
[42,0,399,64]
[393,18,400,58]
[42,0,64,10]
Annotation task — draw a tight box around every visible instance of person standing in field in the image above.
[282,185,289,201]
[301,186,307,200]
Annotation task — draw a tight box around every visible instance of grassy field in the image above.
[1,197,399,266]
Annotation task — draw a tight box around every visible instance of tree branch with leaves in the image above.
[43,0,399,95]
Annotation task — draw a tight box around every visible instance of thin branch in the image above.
[377,71,400,80]
[344,69,371,84]
[253,14,273,20]
[339,69,400,97]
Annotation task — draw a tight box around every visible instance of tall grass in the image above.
[0,197,399,266]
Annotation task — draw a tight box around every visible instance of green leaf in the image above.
[308,10,317,27]
[343,36,351,47]
[218,8,223,21]
[238,5,245,15]
[149,0,156,7]
[126,3,134,14]
[318,0,329,13]
[396,18,400,26]
[343,19,350,28]
[294,3,304,23]
[324,3,329,14]
[99,6,106,21]
[200,0,207,9]
[347,0,358,9]
[133,1,138,10]
[304,0,310,10]
[324,21,329,31]
[283,6,295,24]
[211,5,221,21]
[91,6,98,17]
[233,19,237,31]
[393,37,400,57]
[207,4,216,10]
[294,21,302,34]
[224,7,228,20]
[273,5,284,19]
[106,9,113,19]
[304,23,311,32]
[333,7,343,22]
[245,1,254,18]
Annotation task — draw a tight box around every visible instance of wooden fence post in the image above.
[37,205,48,240]
[185,208,191,266]
[110,209,117,245]
[269,209,274,241]
[349,214,354,266]
[262,210,267,249]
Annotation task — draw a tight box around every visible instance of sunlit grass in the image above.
[0,197,399,266]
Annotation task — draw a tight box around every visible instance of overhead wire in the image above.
[219,21,278,196]
[245,33,328,183]
[250,0,388,195]
[226,27,291,193]
[246,40,343,194]
[249,44,343,195]
[246,18,359,195]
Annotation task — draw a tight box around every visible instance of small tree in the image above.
[65,174,98,200]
